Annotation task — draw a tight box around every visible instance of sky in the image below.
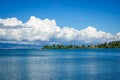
[0,0,120,46]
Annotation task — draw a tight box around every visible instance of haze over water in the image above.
[0,49,120,80]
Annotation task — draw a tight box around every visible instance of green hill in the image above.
[42,41,120,49]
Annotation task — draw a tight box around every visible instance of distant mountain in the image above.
[0,43,41,49]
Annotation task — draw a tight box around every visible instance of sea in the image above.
[0,49,120,80]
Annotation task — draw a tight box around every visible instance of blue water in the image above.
[0,49,120,80]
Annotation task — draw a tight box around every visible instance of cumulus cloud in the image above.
[56,27,79,41]
[78,26,114,42]
[0,17,22,26]
[0,16,119,44]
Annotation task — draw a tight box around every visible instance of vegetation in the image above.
[42,41,120,49]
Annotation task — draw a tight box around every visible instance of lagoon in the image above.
[0,49,120,80]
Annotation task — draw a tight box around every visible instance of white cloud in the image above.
[0,16,119,44]
[0,17,22,26]
[78,26,114,42]
[116,32,120,40]
[56,27,79,41]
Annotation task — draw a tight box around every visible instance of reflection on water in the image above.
[0,49,120,80]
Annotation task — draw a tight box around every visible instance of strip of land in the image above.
[42,41,120,49]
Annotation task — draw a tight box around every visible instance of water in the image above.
[0,49,120,80]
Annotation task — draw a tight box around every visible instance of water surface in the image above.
[0,49,120,80]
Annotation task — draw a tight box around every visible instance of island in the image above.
[42,41,120,49]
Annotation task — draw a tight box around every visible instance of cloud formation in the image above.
[0,16,119,44]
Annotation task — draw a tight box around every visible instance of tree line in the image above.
[42,41,120,49]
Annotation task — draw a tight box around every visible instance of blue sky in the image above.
[0,0,120,34]
[0,0,120,47]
